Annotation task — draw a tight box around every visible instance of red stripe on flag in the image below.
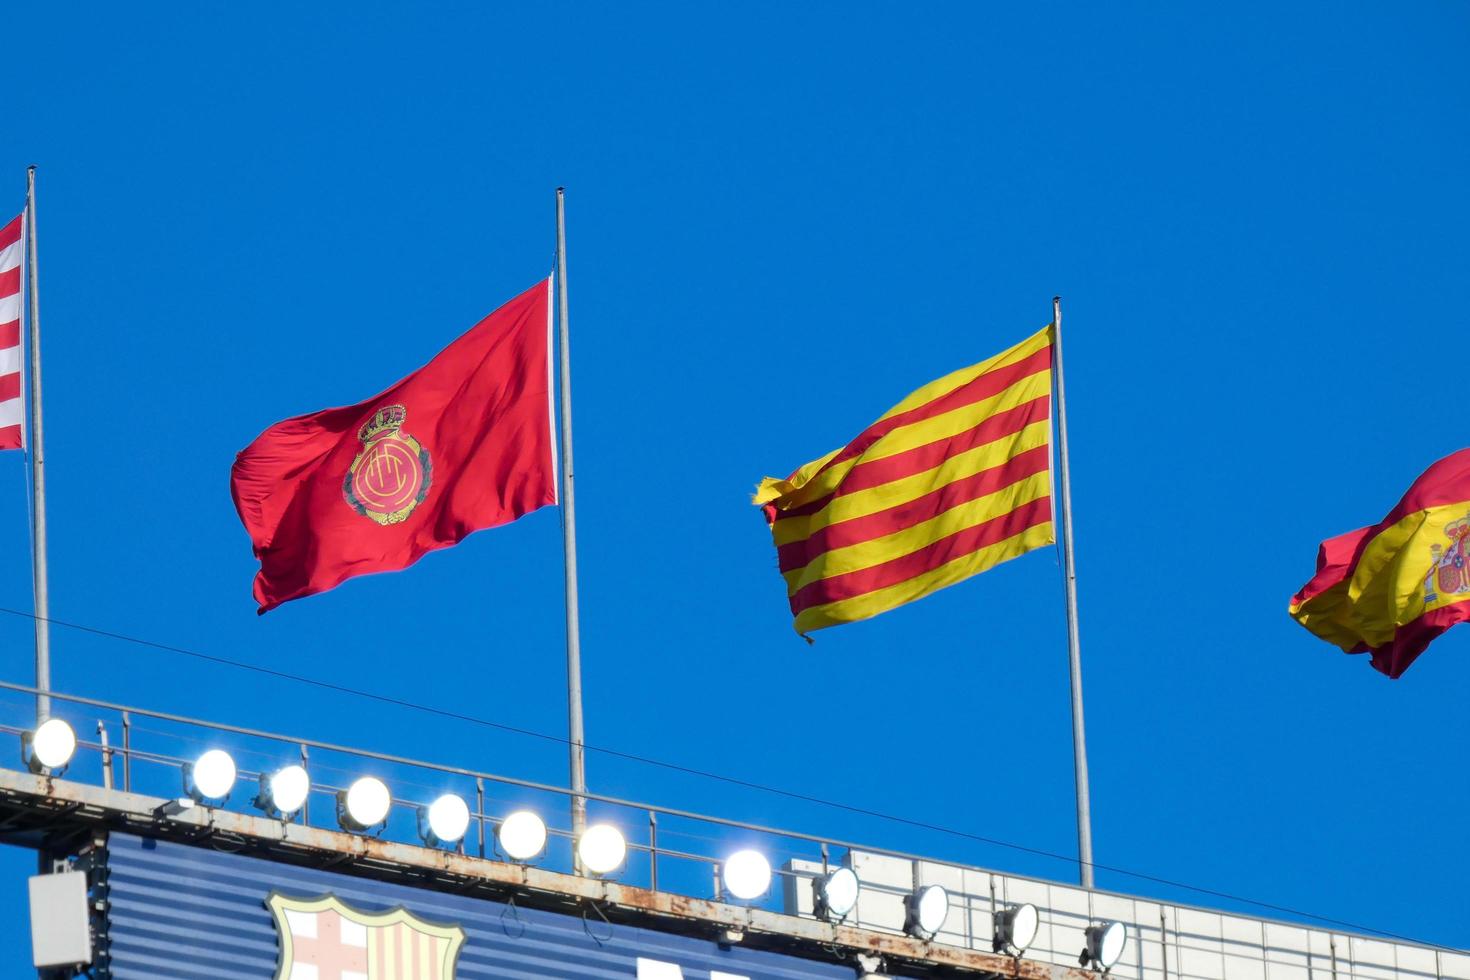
[790,495,1053,613]
[0,424,21,450]
[1373,448,1470,529]
[1366,600,1470,679]
[772,394,1051,522]
[0,373,20,402]
[0,267,17,296]
[0,214,19,250]
[795,346,1053,486]
[778,444,1052,571]
[0,320,18,348]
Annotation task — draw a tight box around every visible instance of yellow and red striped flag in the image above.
[754,325,1055,634]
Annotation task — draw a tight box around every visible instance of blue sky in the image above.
[2,1,1469,969]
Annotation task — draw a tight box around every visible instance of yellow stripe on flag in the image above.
[1344,503,1470,646]
[871,325,1054,423]
[782,470,1054,590]
[762,368,1049,511]
[794,521,1056,633]
[770,419,1051,547]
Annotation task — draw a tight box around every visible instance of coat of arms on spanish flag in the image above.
[754,325,1055,635]
[1289,448,1470,678]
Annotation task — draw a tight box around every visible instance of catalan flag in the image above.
[755,325,1055,634]
[1289,448,1470,678]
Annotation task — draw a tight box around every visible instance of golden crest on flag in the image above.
[1424,514,1470,604]
[267,892,466,980]
[344,405,433,526]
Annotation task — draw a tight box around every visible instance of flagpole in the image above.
[1052,295,1094,889]
[25,166,51,724]
[555,188,588,857]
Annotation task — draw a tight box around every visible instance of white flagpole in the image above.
[555,188,588,856]
[1052,295,1095,888]
[25,166,51,724]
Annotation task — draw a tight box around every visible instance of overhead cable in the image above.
[0,604,1450,948]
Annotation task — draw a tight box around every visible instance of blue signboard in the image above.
[104,833,868,979]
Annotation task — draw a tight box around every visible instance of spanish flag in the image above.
[1289,448,1470,678]
[754,326,1055,635]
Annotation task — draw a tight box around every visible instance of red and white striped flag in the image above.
[0,212,22,450]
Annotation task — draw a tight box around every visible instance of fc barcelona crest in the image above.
[267,892,466,980]
[344,405,433,525]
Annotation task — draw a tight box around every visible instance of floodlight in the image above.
[337,776,391,832]
[721,849,771,901]
[497,810,547,861]
[994,902,1039,954]
[577,823,626,875]
[255,765,310,818]
[184,749,237,802]
[905,884,949,939]
[815,866,860,921]
[23,718,77,774]
[422,793,471,846]
[1081,921,1128,971]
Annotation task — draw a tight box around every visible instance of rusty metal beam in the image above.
[0,766,1100,979]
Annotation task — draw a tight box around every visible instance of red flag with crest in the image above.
[231,279,557,613]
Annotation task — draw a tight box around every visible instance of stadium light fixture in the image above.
[22,718,77,775]
[577,823,626,875]
[815,866,860,922]
[420,793,471,847]
[721,849,772,901]
[1081,921,1128,972]
[994,902,1039,954]
[905,884,949,940]
[184,749,237,803]
[497,810,547,862]
[337,776,391,833]
[254,765,310,819]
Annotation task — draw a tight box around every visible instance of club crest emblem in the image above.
[344,405,432,525]
[1424,513,1470,606]
[267,892,466,980]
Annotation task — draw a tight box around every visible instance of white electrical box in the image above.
[28,870,93,968]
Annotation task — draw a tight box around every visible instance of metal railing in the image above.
[0,678,878,907]
[2,678,1466,980]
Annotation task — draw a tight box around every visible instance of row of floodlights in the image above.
[16,725,763,888]
[813,870,1127,967]
[19,722,1129,967]
[812,868,1126,968]
[196,752,565,859]
[19,724,547,854]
